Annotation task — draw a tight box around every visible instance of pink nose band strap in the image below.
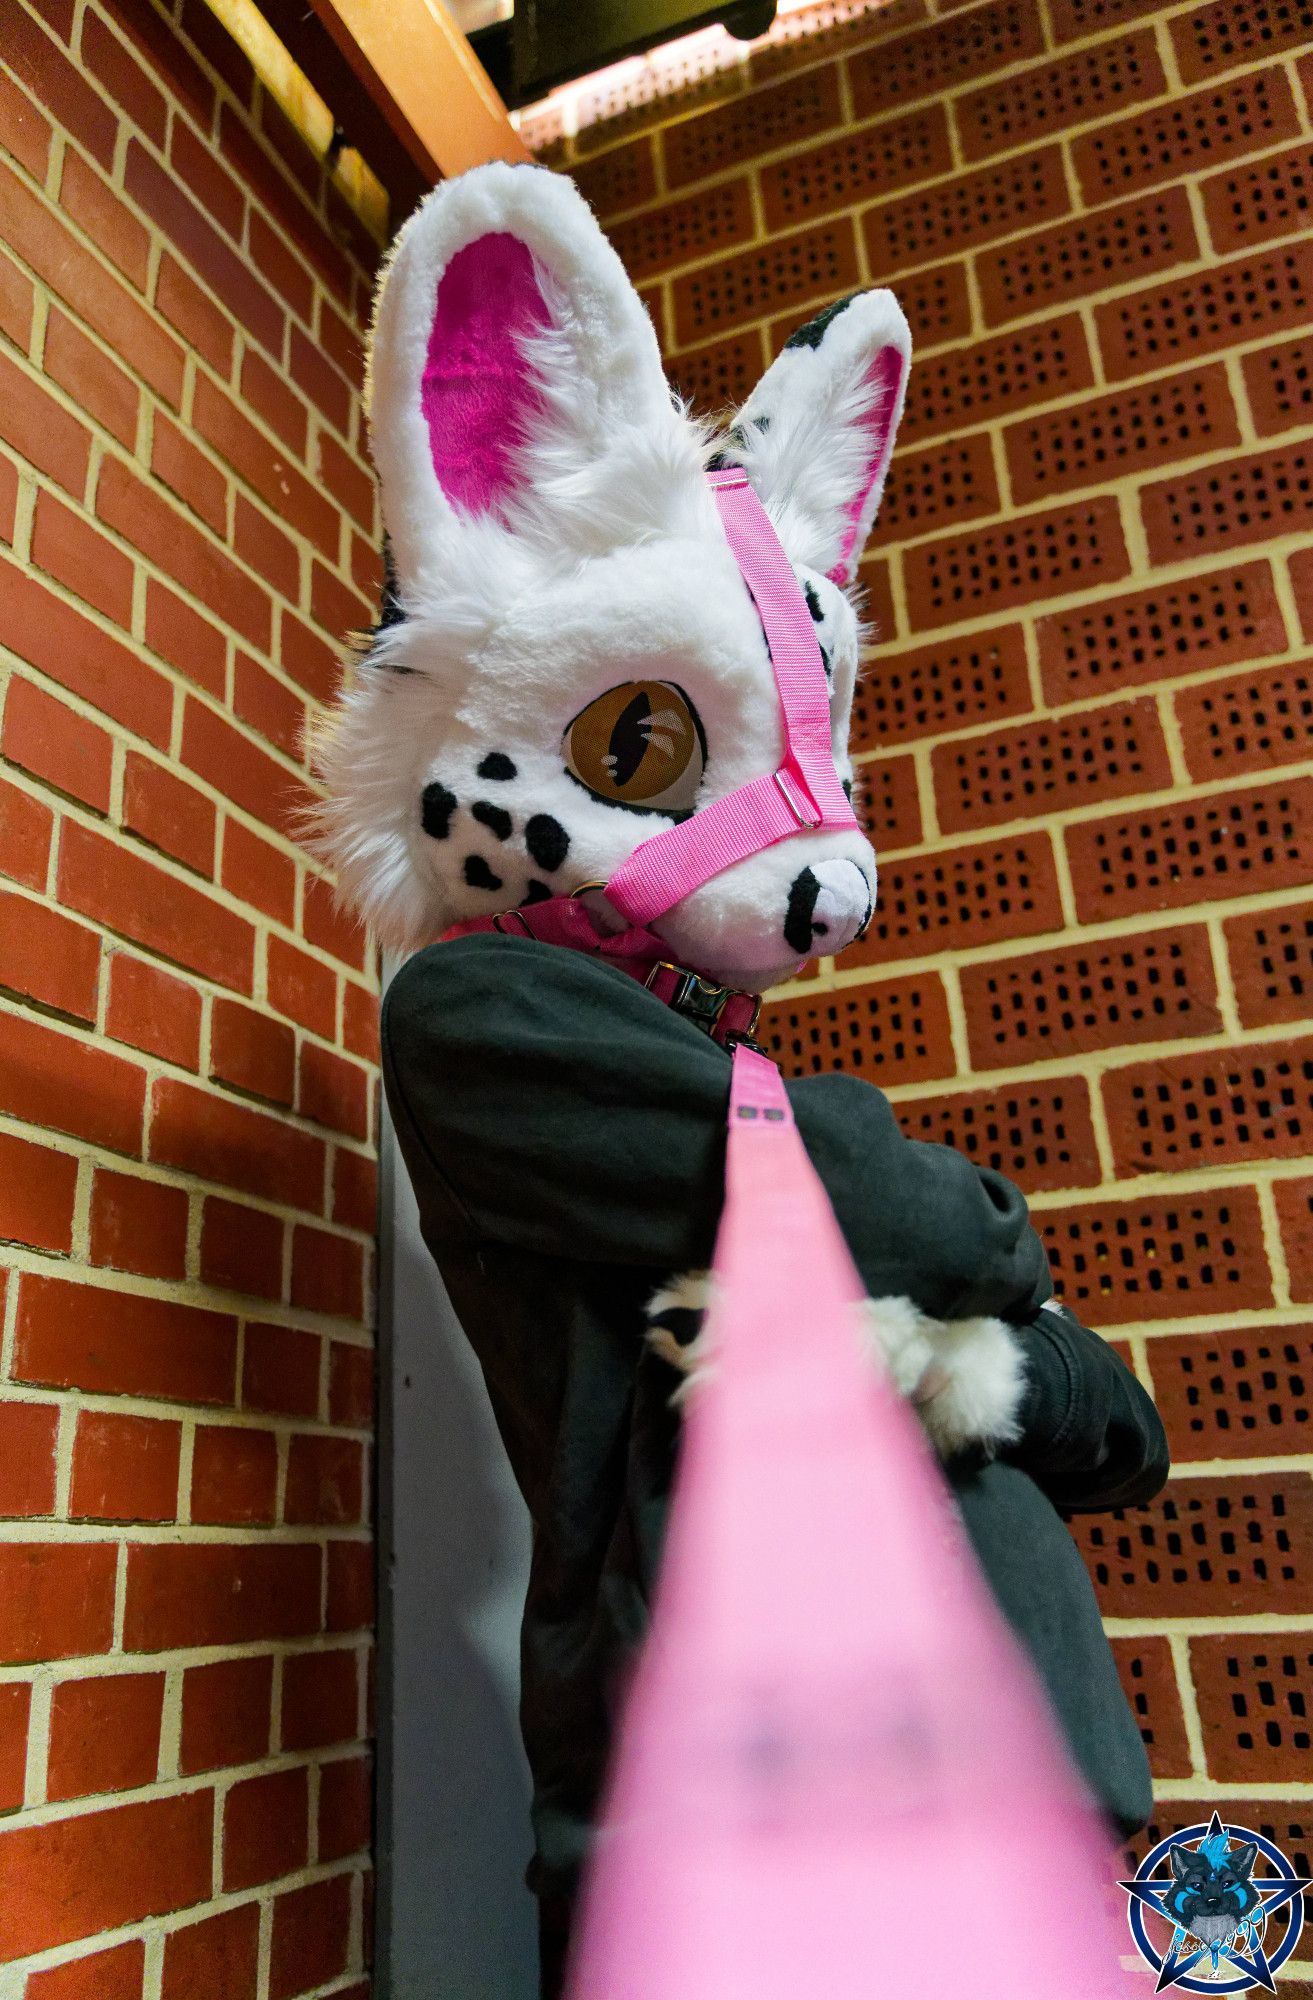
[603,469,860,931]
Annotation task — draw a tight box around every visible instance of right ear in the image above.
[367,162,700,590]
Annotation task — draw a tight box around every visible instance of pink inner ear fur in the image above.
[827,346,906,586]
[422,231,550,518]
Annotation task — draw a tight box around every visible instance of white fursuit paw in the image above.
[645,1269,715,1399]
[858,1295,1027,1459]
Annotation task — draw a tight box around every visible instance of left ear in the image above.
[725,290,911,587]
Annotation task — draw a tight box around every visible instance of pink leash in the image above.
[565,1043,1140,1996]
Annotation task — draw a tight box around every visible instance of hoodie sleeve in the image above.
[1001,1307,1171,1513]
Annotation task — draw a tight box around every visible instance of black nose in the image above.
[784,862,872,958]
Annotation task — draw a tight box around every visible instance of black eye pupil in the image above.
[609,691,652,788]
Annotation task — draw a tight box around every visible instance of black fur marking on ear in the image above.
[471,801,513,841]
[478,752,517,781]
[463,855,503,891]
[526,814,569,873]
[842,777,853,801]
[785,293,861,351]
[804,582,824,624]
[521,880,552,905]
[420,782,457,839]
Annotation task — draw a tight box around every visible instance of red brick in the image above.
[0,882,101,1020]
[285,1432,365,1527]
[897,1076,1100,1192]
[282,1647,358,1751]
[123,753,216,877]
[79,6,166,144]
[47,1672,165,1801]
[247,210,314,326]
[1148,1321,1313,1463]
[1036,561,1287,704]
[341,981,379,1065]
[1075,64,1300,206]
[70,1411,181,1524]
[1097,242,1313,384]
[845,830,1063,965]
[31,488,134,626]
[151,412,227,536]
[318,1752,370,1862]
[1201,137,1313,258]
[0,1680,29,1812]
[215,106,349,305]
[60,820,253,993]
[869,143,1070,279]
[233,653,305,764]
[16,1272,236,1405]
[0,251,34,355]
[299,1042,369,1141]
[2,675,114,815]
[179,0,257,101]
[0,1789,212,1958]
[191,373,337,556]
[1294,545,1313,643]
[984,185,1200,328]
[143,579,226,701]
[279,611,340,705]
[0,63,50,177]
[0,1542,117,1665]
[0,554,173,748]
[1006,363,1240,505]
[223,1765,308,1892]
[1244,328,1313,438]
[154,251,233,376]
[310,559,371,643]
[101,0,215,125]
[25,1939,146,2000]
[0,157,185,406]
[316,429,373,532]
[268,1872,351,2000]
[1039,1185,1273,1324]
[233,493,299,602]
[350,528,382,600]
[182,699,312,843]
[289,320,352,433]
[1103,1035,1313,1174]
[209,996,295,1105]
[199,1194,284,1301]
[191,1423,278,1526]
[1066,777,1313,922]
[161,1901,260,2000]
[239,348,308,456]
[874,431,999,546]
[290,1224,365,1321]
[0,1006,145,1155]
[0,1,116,165]
[268,935,337,1039]
[151,1074,325,1211]
[123,1542,321,1650]
[1275,1177,1313,1304]
[0,452,16,545]
[319,295,365,392]
[329,1341,374,1428]
[104,952,202,1071]
[932,698,1173,833]
[179,1655,273,1776]
[848,0,1041,115]
[1224,898,1313,1030]
[1109,1637,1191,1782]
[168,116,244,241]
[42,310,139,455]
[0,353,86,507]
[326,1540,373,1633]
[219,819,296,930]
[59,150,149,293]
[762,971,955,1086]
[241,1321,321,1419]
[903,498,1130,631]
[124,140,282,359]
[1175,659,1313,783]
[97,457,270,652]
[0,1398,59,1517]
[959,29,1165,162]
[1189,1632,1313,1783]
[673,218,860,348]
[1142,440,1313,566]
[89,1168,188,1280]
[662,62,840,187]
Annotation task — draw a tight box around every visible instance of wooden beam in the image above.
[306,0,530,184]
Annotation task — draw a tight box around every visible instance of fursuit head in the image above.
[309,160,910,994]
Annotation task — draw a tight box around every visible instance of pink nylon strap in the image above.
[603,470,859,931]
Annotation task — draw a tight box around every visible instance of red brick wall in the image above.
[542,0,1313,1914]
[1,0,378,1992]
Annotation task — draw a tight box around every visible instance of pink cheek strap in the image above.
[602,470,860,932]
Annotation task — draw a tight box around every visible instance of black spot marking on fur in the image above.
[463,854,502,891]
[420,782,457,839]
[804,581,824,624]
[471,801,513,841]
[842,777,853,801]
[521,879,552,905]
[784,866,822,955]
[478,752,517,781]
[785,293,859,351]
[526,814,569,873]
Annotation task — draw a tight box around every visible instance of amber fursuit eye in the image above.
[564,681,706,812]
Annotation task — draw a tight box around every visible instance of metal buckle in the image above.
[645,961,762,1043]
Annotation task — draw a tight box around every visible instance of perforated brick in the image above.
[855,752,922,850]
[1149,1324,1313,1462]
[760,104,952,231]
[1294,545,1313,643]
[844,830,1063,963]
[1048,0,1170,36]
[903,498,1129,632]
[749,0,929,83]
[960,926,1222,1069]
[1110,1637,1192,1780]
[1204,139,1313,261]
[848,0,1044,120]
[575,52,742,153]
[1243,331,1313,437]
[1104,1037,1313,1174]
[606,176,755,282]
[956,31,1166,164]
[1224,898,1313,1029]
[1141,441,1313,565]
[665,331,766,414]
[864,145,1069,277]
[852,626,1032,753]
[1072,1473,1311,1616]
[1036,563,1287,704]
[760,971,954,1084]
[1275,1177,1313,1305]
[569,139,656,222]
[1176,660,1313,782]
[1039,1186,1273,1323]
[1173,0,1313,82]
[978,187,1197,328]
[770,266,973,357]
[662,63,841,190]
[1096,245,1313,382]
[891,1076,1099,1191]
[1073,67,1300,206]
[875,432,999,543]
[1067,778,1313,922]
[1189,1634,1313,1782]
[673,218,859,345]
[901,315,1095,444]
[933,698,1172,836]
[1126,1799,1313,1880]
[854,552,897,642]
[1005,364,1240,506]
